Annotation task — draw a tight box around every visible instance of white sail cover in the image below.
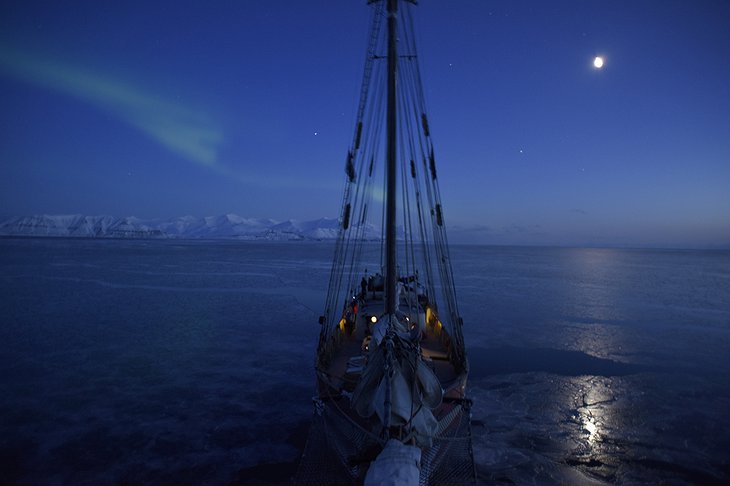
[352,333,443,447]
[364,439,421,486]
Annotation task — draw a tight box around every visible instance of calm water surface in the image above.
[1,238,728,484]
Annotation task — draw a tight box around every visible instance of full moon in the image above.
[593,56,604,69]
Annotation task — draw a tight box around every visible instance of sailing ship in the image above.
[297,1,475,483]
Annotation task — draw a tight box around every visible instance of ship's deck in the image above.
[323,293,461,397]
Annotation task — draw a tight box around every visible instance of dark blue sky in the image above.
[1,1,728,246]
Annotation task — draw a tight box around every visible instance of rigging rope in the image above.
[319,1,465,364]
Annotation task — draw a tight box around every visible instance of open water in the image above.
[1,238,729,484]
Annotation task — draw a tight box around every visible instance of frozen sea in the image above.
[1,238,729,484]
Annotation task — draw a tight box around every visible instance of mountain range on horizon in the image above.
[1,214,727,249]
[0,213,365,241]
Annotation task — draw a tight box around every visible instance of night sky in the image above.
[1,1,728,247]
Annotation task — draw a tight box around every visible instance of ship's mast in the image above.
[385,0,398,316]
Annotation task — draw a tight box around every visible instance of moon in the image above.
[593,56,604,69]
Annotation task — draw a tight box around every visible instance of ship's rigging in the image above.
[297,1,474,483]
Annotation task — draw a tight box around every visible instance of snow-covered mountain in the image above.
[155,214,279,238]
[0,214,378,240]
[0,215,165,238]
